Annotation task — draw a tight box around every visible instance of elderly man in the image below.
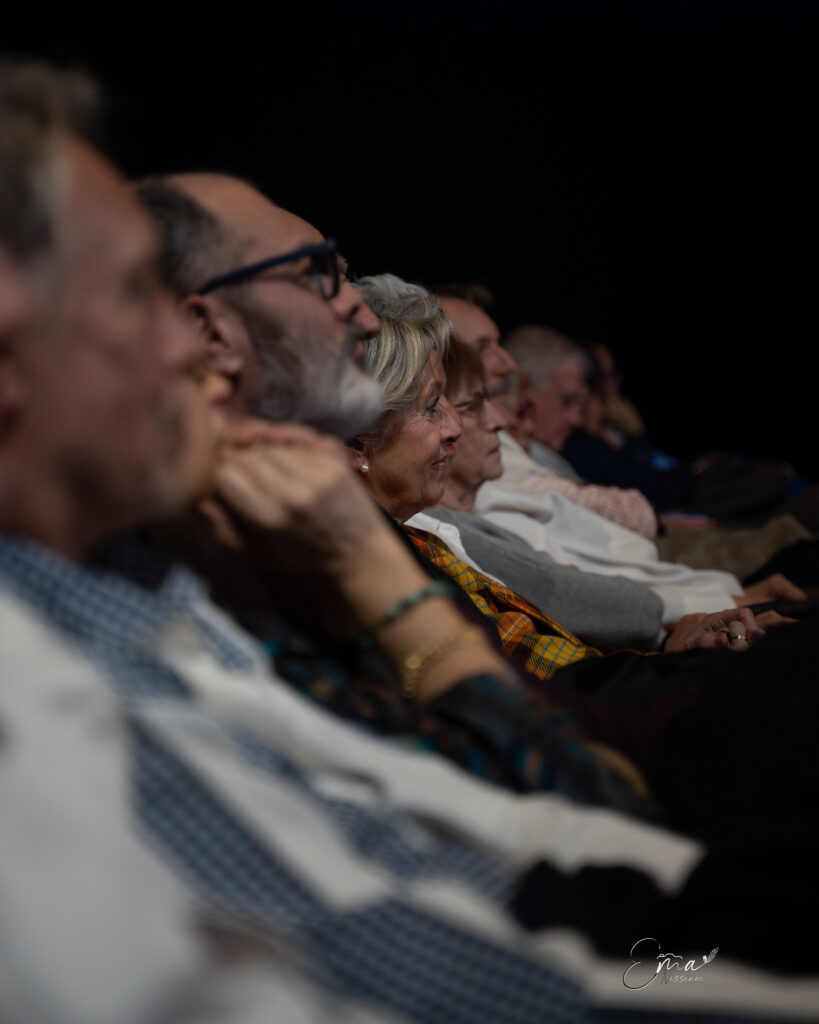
[503,324,593,464]
[436,286,659,538]
[137,173,383,437]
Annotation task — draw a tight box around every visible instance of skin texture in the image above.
[0,139,210,559]
[439,297,517,397]
[169,175,379,423]
[531,360,590,452]
[440,374,506,511]
[360,356,462,522]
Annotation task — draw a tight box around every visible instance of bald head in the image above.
[135,173,383,438]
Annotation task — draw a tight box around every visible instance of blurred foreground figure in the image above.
[3,60,819,1024]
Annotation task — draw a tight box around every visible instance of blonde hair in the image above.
[357,273,451,413]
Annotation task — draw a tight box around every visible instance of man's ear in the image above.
[183,293,249,378]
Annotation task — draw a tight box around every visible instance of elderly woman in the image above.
[350,281,462,520]
[355,273,762,670]
[419,340,669,650]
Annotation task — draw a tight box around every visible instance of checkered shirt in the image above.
[404,526,603,680]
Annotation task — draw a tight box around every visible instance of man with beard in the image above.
[136,174,384,439]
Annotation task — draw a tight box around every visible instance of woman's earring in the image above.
[360,460,369,473]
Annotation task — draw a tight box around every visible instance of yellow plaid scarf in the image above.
[404,526,602,680]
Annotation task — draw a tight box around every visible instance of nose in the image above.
[440,396,463,443]
[329,280,380,338]
[485,341,518,384]
[483,398,507,433]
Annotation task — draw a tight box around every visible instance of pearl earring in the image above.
[360,460,369,473]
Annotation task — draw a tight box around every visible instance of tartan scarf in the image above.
[404,525,602,680]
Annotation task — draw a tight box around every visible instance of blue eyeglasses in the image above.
[196,238,340,299]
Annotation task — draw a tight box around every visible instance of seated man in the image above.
[439,286,805,620]
[435,285,659,538]
[503,324,593,476]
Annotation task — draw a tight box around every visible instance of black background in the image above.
[9,1,818,475]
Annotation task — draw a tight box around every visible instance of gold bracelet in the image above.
[401,626,485,700]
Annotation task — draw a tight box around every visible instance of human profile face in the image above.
[181,176,378,350]
[363,355,462,522]
[20,139,204,554]
[178,177,379,416]
[446,373,505,501]
[439,296,518,397]
[531,361,590,451]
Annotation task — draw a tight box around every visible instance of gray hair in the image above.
[503,326,592,391]
[134,176,245,297]
[237,302,384,441]
[357,273,451,414]
[0,59,98,264]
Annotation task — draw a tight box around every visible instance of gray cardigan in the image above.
[427,507,664,650]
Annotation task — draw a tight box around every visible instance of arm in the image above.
[207,422,513,702]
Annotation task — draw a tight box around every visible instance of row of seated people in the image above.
[2,58,818,1023]
[499,320,819,577]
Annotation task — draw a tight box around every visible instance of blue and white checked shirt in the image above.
[0,535,801,1024]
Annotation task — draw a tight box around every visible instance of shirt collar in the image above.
[0,533,253,670]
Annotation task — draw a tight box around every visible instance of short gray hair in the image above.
[503,326,592,391]
[134,176,244,297]
[357,273,451,414]
[0,59,98,264]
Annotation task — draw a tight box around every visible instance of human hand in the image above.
[753,609,797,630]
[204,419,388,577]
[665,606,764,653]
[738,574,807,607]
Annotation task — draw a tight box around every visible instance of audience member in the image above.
[356,274,763,665]
[503,325,592,466]
[436,286,659,537]
[423,337,667,649]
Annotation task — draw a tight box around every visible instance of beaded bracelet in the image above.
[358,580,453,650]
[401,626,485,700]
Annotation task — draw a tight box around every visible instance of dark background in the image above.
[10,1,818,474]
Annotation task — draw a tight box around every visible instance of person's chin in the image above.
[424,482,447,509]
[486,452,504,480]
